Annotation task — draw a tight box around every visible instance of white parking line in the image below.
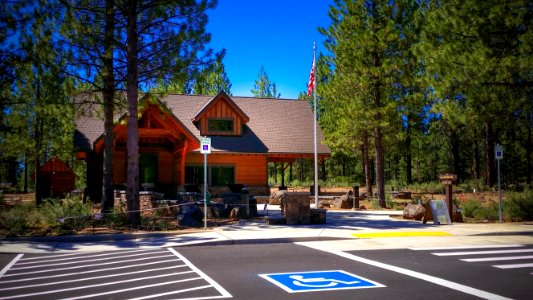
[0,273,201,299]
[15,249,167,266]
[0,255,23,279]
[461,255,533,262]
[328,250,512,300]
[11,250,168,270]
[59,278,204,300]
[0,267,191,291]
[3,254,175,277]
[493,263,533,269]
[0,260,179,283]
[432,249,533,256]
[17,249,157,263]
[409,244,524,251]
[168,248,232,299]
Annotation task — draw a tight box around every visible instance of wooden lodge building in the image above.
[74,91,330,201]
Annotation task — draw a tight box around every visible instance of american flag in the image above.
[307,51,315,97]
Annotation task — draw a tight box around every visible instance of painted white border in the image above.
[168,248,232,299]
[328,250,513,300]
[0,254,23,279]
[258,269,385,293]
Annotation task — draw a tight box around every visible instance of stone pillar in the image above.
[284,192,310,225]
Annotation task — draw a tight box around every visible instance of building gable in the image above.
[192,91,250,136]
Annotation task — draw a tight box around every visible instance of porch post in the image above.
[180,140,188,185]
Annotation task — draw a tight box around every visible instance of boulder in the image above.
[269,190,287,205]
[333,192,355,209]
[403,203,426,220]
[177,203,203,227]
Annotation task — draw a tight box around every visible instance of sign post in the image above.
[439,173,457,223]
[200,137,211,230]
[495,144,503,223]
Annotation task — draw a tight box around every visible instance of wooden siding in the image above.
[199,99,242,136]
[158,151,173,184]
[186,153,267,186]
[113,151,127,184]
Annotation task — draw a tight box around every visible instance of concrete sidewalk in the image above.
[1,205,532,253]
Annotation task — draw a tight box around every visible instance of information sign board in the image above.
[429,200,451,225]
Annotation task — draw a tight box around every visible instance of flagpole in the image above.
[313,42,318,209]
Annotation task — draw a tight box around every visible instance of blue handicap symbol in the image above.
[259,270,384,293]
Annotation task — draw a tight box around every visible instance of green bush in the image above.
[0,203,44,235]
[474,202,500,221]
[40,197,93,231]
[505,189,533,221]
[462,199,480,218]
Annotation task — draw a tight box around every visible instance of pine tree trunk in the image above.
[472,138,479,180]
[362,131,372,197]
[405,116,412,184]
[483,121,495,187]
[289,162,293,182]
[126,0,140,226]
[527,112,532,184]
[101,0,115,214]
[24,156,28,193]
[374,125,386,208]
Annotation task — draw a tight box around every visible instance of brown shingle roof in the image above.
[75,93,330,155]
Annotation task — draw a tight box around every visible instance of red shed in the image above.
[38,157,78,198]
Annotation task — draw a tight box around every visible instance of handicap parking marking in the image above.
[259,270,385,293]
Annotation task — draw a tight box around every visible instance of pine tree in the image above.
[320,0,413,207]
[251,66,281,98]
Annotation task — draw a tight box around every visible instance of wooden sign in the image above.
[439,173,457,184]
[423,200,451,225]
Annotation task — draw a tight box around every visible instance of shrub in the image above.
[505,189,533,221]
[0,203,45,235]
[40,197,93,231]
[461,199,480,218]
[474,202,500,221]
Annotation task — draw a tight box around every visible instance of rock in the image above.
[403,203,426,220]
[229,207,248,220]
[393,192,412,200]
[333,192,356,209]
[177,204,203,227]
[269,190,287,205]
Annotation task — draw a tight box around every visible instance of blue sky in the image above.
[206,0,333,99]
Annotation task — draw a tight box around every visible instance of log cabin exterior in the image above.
[74,92,330,201]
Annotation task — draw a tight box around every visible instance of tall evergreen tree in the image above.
[419,0,533,186]
[320,0,412,207]
[114,0,218,225]
[251,66,281,98]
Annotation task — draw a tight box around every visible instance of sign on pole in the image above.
[495,144,503,222]
[495,144,503,160]
[200,137,211,154]
[200,137,211,229]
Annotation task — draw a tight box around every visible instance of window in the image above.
[139,154,158,184]
[211,166,235,186]
[208,118,233,133]
[185,165,235,186]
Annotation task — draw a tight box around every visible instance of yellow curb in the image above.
[352,231,453,238]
